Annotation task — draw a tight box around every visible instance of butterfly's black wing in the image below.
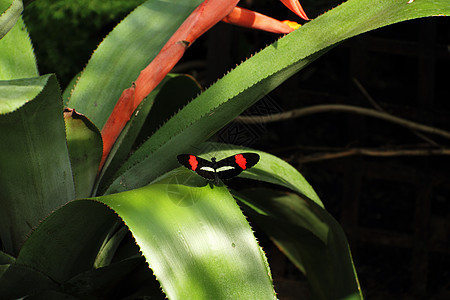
[177,154,216,181]
[215,153,260,180]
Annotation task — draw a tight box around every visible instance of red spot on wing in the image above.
[234,154,247,169]
[189,155,198,171]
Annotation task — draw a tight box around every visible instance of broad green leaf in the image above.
[0,0,23,39]
[106,0,449,194]
[67,0,203,129]
[16,200,117,283]
[0,74,74,255]
[64,108,102,198]
[0,12,37,79]
[236,189,362,300]
[96,171,277,299]
[0,75,43,113]
[15,200,161,298]
[0,263,58,299]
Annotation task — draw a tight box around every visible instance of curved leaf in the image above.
[0,0,23,39]
[0,12,37,80]
[16,200,118,283]
[15,200,161,298]
[106,0,449,194]
[96,171,276,299]
[61,257,145,299]
[93,225,129,269]
[236,188,362,300]
[67,0,203,129]
[0,74,74,255]
[64,108,102,198]
[0,263,58,299]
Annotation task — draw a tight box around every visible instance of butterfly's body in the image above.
[177,153,260,185]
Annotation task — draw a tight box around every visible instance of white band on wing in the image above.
[199,166,215,172]
[215,166,235,172]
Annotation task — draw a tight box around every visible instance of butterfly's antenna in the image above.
[200,144,218,159]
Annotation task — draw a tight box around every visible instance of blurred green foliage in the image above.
[23,0,146,87]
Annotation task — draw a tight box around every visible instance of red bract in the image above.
[223,7,295,33]
[280,0,309,20]
[99,0,309,170]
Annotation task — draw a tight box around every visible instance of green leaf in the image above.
[67,0,203,130]
[236,189,362,300]
[61,257,144,298]
[0,74,75,255]
[95,171,277,299]
[16,200,118,283]
[14,199,162,298]
[106,0,449,194]
[0,250,15,264]
[0,13,37,79]
[0,0,11,13]
[23,290,79,300]
[64,108,102,198]
[93,224,129,269]
[62,72,80,107]
[0,263,58,299]
[0,0,23,39]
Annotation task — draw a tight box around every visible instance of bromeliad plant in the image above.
[0,0,447,298]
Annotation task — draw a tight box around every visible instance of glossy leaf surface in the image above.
[96,172,277,299]
[0,1,37,80]
[0,74,74,255]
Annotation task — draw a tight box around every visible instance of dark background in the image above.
[24,0,449,299]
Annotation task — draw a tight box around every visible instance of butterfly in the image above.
[177,153,260,184]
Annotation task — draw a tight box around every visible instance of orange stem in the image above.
[99,86,135,171]
[222,6,295,33]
